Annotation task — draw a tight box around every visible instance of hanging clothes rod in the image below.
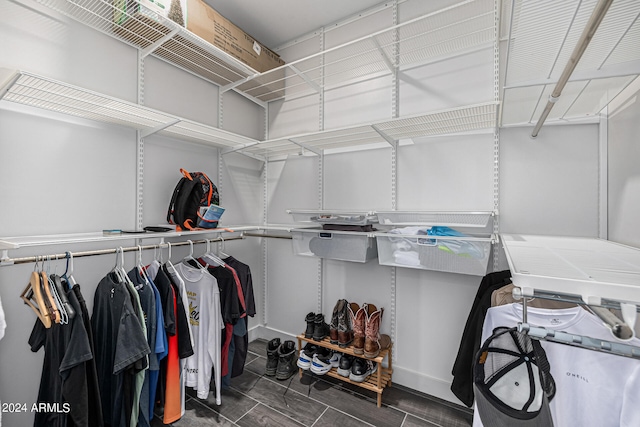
[518,322,640,360]
[531,0,614,138]
[513,286,638,340]
[1,235,244,266]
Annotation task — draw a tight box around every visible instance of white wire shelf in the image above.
[34,0,495,104]
[501,234,640,305]
[236,102,499,159]
[0,226,260,251]
[0,68,259,150]
[501,0,640,126]
[35,0,258,87]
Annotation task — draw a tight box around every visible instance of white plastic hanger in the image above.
[202,238,225,267]
[136,245,151,290]
[218,235,231,259]
[183,240,205,269]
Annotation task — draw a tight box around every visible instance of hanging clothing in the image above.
[161,289,182,424]
[92,272,150,427]
[163,264,195,359]
[173,261,224,405]
[202,263,243,378]
[0,294,5,341]
[150,267,182,425]
[141,262,168,423]
[472,304,640,427]
[222,256,256,379]
[127,268,157,427]
[450,270,512,407]
[71,284,103,427]
[163,263,194,420]
[29,284,94,427]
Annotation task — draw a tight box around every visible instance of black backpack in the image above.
[167,169,219,231]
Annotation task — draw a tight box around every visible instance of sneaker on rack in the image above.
[329,351,341,368]
[349,358,377,383]
[297,343,318,371]
[310,347,332,375]
[337,354,353,377]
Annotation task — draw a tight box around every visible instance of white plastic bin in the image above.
[376,233,492,275]
[291,228,378,263]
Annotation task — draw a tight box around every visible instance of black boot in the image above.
[313,313,330,341]
[275,340,297,380]
[265,338,281,376]
[304,312,316,338]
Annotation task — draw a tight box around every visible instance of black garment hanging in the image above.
[29,282,93,427]
[450,269,512,407]
[222,256,256,378]
[162,264,194,360]
[71,284,103,427]
[91,272,150,427]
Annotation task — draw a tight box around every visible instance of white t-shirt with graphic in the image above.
[174,262,224,404]
[473,304,640,427]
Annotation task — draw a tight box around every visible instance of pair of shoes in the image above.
[337,354,353,377]
[348,302,391,358]
[329,299,353,348]
[305,311,330,341]
[265,338,298,380]
[298,343,340,375]
[349,357,377,383]
[310,349,340,375]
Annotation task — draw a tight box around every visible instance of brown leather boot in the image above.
[364,303,388,358]
[349,302,366,354]
[329,299,346,344]
[337,300,353,348]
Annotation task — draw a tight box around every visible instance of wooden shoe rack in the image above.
[295,334,393,407]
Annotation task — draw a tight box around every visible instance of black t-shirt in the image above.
[205,264,242,324]
[152,268,176,337]
[29,284,93,427]
[223,256,256,318]
[91,272,150,427]
[71,284,104,427]
[162,264,194,360]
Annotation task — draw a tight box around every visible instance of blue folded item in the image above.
[197,205,225,229]
[425,226,484,259]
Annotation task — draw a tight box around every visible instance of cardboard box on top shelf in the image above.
[112,0,286,100]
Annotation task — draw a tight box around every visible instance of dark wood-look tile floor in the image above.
[151,339,473,427]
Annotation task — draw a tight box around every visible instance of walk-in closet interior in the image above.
[1,0,639,425]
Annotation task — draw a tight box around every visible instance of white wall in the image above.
[607,82,640,248]
[0,1,264,425]
[0,0,614,420]
[260,0,603,406]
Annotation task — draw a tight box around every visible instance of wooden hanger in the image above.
[40,271,61,324]
[20,270,52,328]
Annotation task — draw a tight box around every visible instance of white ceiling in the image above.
[203,0,386,50]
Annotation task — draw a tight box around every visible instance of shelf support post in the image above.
[136,51,145,232]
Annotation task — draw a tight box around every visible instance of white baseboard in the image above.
[390,365,462,406]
